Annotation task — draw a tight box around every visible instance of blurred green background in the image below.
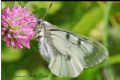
[2,1,120,80]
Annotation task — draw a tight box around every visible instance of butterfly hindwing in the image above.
[48,46,84,77]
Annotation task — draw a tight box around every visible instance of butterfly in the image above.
[35,19,108,78]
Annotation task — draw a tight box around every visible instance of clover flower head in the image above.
[2,6,37,49]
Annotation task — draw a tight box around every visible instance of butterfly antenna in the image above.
[42,3,53,20]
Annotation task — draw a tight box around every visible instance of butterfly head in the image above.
[37,19,43,26]
[37,19,52,29]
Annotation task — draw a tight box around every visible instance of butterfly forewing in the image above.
[50,30,108,68]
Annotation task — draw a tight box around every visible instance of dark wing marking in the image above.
[50,30,108,69]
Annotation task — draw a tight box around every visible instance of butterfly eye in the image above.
[38,19,42,25]
[37,35,42,39]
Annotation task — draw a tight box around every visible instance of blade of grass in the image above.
[102,2,112,47]
[101,3,112,79]
[72,7,102,35]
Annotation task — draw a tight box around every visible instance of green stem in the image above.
[108,54,120,65]
[103,2,112,47]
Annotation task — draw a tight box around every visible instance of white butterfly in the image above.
[35,19,108,78]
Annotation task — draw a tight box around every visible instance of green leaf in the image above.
[109,55,120,65]
[2,47,23,62]
[110,2,120,15]
[55,76,70,80]
[13,69,33,80]
[72,7,102,35]
[2,2,6,9]
[14,1,20,6]
[77,68,97,80]
[14,1,27,7]
[102,2,112,47]
[33,7,47,19]
[26,2,62,15]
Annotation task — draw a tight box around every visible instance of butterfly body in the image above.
[36,19,108,78]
